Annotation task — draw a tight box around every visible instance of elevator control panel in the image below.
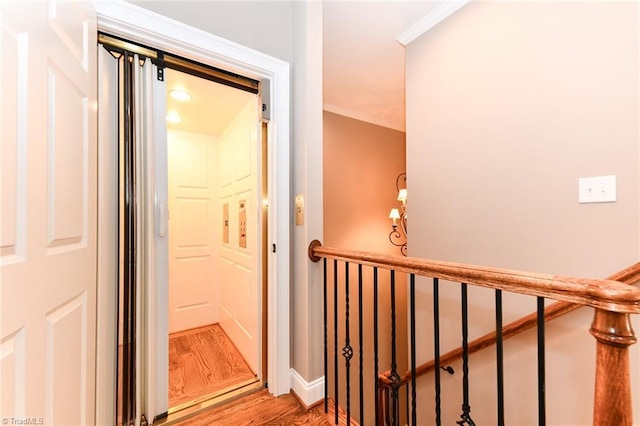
[239,200,247,248]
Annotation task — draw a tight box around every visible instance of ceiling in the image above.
[165,68,255,135]
[161,1,449,135]
[323,1,444,132]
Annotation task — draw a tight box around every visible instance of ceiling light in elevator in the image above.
[166,112,182,123]
[169,89,192,102]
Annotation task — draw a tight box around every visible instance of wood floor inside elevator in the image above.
[169,323,257,408]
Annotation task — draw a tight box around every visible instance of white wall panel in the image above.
[168,130,218,333]
[173,138,209,189]
[173,256,210,309]
[217,97,259,373]
[173,198,209,248]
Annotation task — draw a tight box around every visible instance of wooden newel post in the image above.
[590,309,636,425]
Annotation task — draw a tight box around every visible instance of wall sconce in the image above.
[388,173,407,256]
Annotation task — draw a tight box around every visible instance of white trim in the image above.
[95,45,118,426]
[290,369,325,408]
[323,102,405,133]
[142,60,169,422]
[95,0,291,421]
[94,0,285,80]
[396,0,472,46]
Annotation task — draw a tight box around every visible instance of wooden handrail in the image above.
[377,261,640,387]
[309,242,640,314]
[591,310,636,424]
[309,241,640,424]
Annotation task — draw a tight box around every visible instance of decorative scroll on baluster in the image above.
[456,283,476,426]
[344,262,353,424]
[389,270,401,425]
[590,309,636,426]
[441,366,455,374]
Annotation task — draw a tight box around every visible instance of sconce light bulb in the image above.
[397,188,408,204]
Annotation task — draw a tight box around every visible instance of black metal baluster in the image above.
[405,383,409,425]
[390,270,400,426]
[495,290,504,426]
[344,262,353,424]
[373,267,380,425]
[457,283,476,426]
[323,258,328,413]
[537,297,546,426]
[410,274,417,426]
[433,278,441,426]
[333,259,339,426]
[358,264,364,424]
[385,388,391,426]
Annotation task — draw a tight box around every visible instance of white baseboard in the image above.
[290,368,325,408]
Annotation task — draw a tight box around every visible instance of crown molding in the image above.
[396,0,471,47]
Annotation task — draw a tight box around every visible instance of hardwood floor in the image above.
[172,389,332,425]
[169,323,257,408]
[167,324,353,425]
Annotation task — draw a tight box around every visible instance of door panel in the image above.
[45,293,88,423]
[47,63,87,250]
[168,130,218,333]
[0,1,97,423]
[217,98,260,374]
[1,6,25,263]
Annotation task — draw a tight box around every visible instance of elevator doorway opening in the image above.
[164,67,266,413]
[98,24,289,423]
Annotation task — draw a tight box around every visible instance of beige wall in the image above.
[291,0,325,382]
[323,111,406,253]
[406,1,639,424]
[323,111,407,422]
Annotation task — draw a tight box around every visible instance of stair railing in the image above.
[308,240,640,426]
[377,261,640,400]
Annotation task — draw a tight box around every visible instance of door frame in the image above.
[94,1,291,423]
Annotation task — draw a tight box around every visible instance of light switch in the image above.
[578,175,616,203]
[295,194,304,226]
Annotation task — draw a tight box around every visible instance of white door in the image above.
[1,1,97,424]
[217,98,260,374]
[168,130,219,333]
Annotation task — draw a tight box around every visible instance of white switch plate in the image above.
[578,175,616,203]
